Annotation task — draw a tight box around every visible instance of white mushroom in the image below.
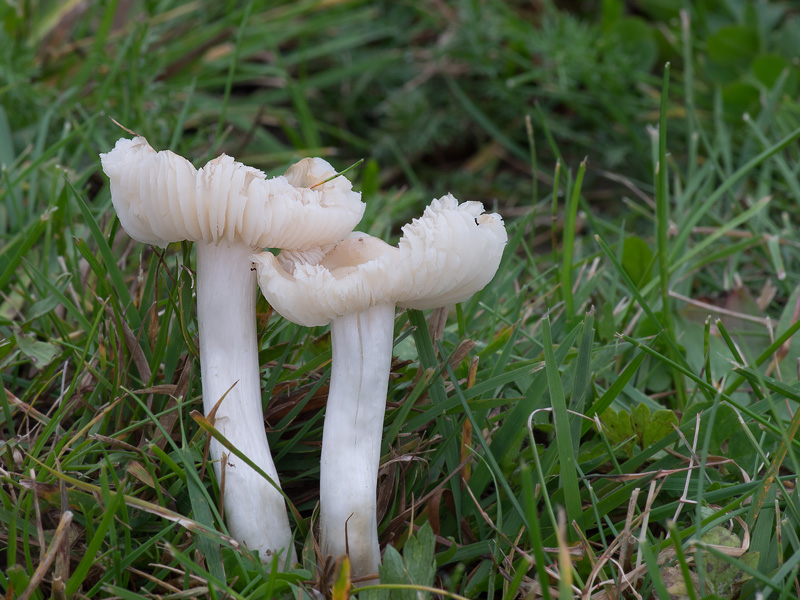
[100,137,365,564]
[252,195,507,581]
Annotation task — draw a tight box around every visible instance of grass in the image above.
[3,0,800,598]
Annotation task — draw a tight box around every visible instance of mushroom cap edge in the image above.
[100,136,365,250]
[253,194,508,325]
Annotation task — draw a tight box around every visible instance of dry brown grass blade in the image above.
[17,510,73,600]
[635,479,662,574]
[22,457,241,551]
[61,397,124,458]
[134,384,178,395]
[555,508,576,595]
[690,226,800,248]
[449,339,476,368]
[219,452,227,523]
[581,521,635,599]
[109,118,143,138]
[263,381,329,423]
[150,356,192,450]
[458,356,479,486]
[618,488,638,574]
[198,380,237,481]
[105,302,151,382]
[54,454,70,594]
[582,480,670,600]
[30,469,46,551]
[590,456,737,482]
[375,460,398,526]
[670,290,769,326]
[381,454,472,545]
[3,387,50,426]
[459,418,473,486]
[425,487,443,537]
[429,306,449,350]
[159,585,211,598]
[91,434,142,454]
[572,521,616,599]
[670,413,702,526]
[750,397,800,520]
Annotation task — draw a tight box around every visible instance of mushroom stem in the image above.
[196,242,295,565]
[320,302,396,583]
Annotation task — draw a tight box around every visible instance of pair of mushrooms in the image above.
[101,137,507,581]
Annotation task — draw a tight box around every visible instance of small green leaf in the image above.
[373,525,438,599]
[752,53,790,89]
[600,407,635,457]
[621,235,654,287]
[630,403,652,449]
[14,329,59,369]
[707,26,759,68]
[661,565,698,600]
[702,526,758,597]
[603,403,677,454]
[601,407,634,443]
[721,82,760,120]
[25,293,61,323]
[403,523,436,590]
[643,408,678,448]
[378,544,413,600]
[5,565,32,600]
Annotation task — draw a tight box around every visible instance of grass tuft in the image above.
[4,1,800,598]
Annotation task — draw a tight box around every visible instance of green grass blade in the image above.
[65,468,126,596]
[655,62,686,410]
[179,446,225,581]
[521,462,552,600]
[670,125,800,260]
[443,357,528,529]
[561,159,586,322]
[541,315,583,536]
[66,178,142,332]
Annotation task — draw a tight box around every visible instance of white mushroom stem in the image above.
[320,303,395,582]
[101,137,365,565]
[196,242,295,565]
[253,195,508,581]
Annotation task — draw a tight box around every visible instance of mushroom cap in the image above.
[253,194,507,326]
[100,137,365,249]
